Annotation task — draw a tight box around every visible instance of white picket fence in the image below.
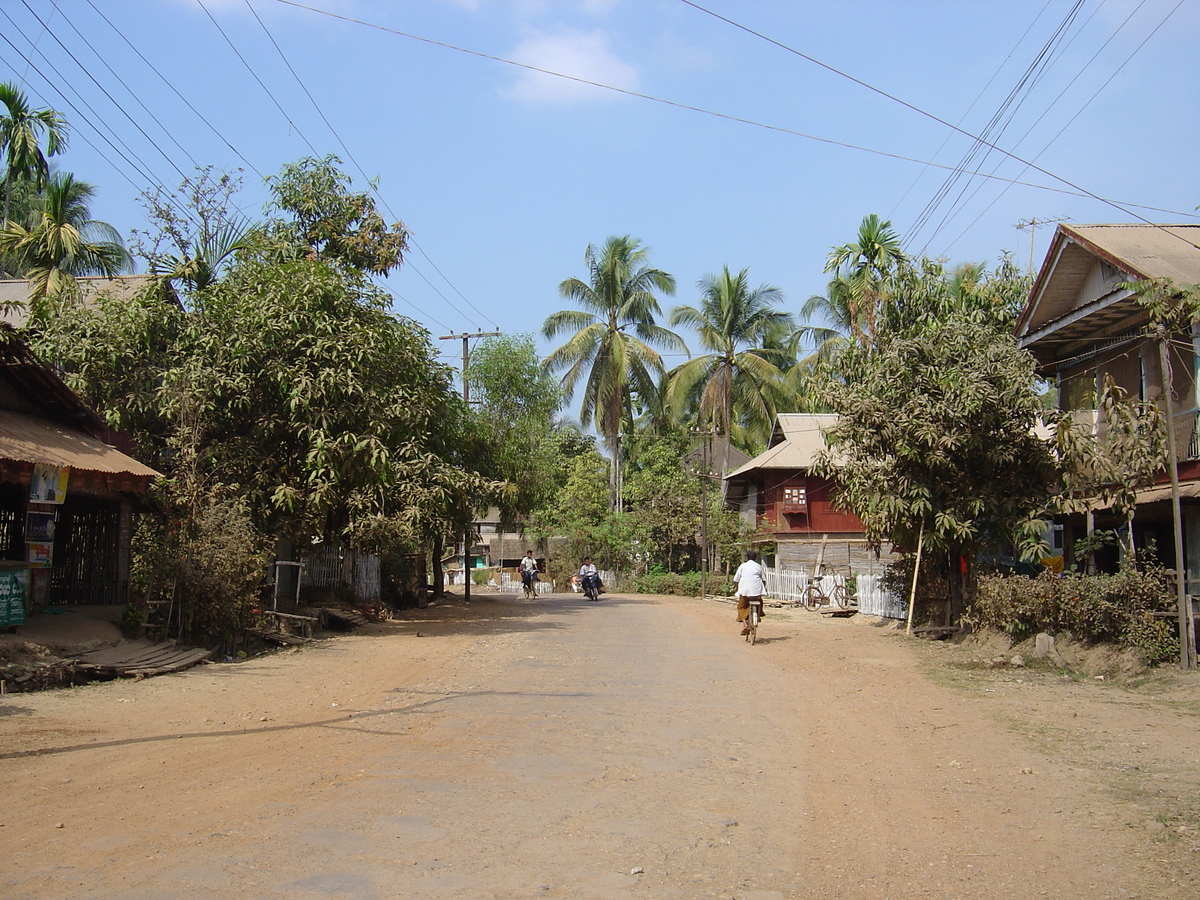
[499,571,552,595]
[761,565,905,619]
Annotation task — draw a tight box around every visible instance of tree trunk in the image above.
[431,534,445,599]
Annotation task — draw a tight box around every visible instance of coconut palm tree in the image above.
[667,266,793,466]
[0,83,67,224]
[0,172,131,310]
[824,213,905,346]
[542,235,684,506]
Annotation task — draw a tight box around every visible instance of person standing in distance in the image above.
[733,550,766,636]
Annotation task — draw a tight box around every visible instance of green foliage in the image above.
[632,570,734,596]
[265,154,408,277]
[623,432,702,572]
[666,266,794,453]
[132,489,272,649]
[543,235,685,504]
[471,568,490,586]
[966,565,1178,665]
[465,333,566,525]
[814,280,1057,568]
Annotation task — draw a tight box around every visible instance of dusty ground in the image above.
[1,592,1198,899]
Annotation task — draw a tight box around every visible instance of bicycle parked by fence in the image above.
[804,565,854,612]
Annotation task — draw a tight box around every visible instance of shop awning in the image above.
[0,409,159,477]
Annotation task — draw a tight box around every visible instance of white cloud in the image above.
[503,28,639,103]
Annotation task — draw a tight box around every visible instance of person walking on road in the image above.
[733,550,765,636]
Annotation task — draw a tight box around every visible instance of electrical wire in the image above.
[272,0,1198,232]
[936,0,1186,257]
[673,0,1199,252]
[82,0,265,180]
[17,0,192,185]
[244,0,495,330]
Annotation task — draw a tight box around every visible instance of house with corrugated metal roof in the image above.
[0,323,159,623]
[723,413,895,575]
[1016,222,1200,577]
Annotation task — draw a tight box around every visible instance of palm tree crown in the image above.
[0,83,67,225]
[667,266,793,459]
[824,213,905,346]
[0,172,132,310]
[542,235,684,503]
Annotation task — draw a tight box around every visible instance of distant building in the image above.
[723,413,894,575]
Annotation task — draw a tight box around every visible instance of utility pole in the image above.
[438,331,500,602]
[439,331,501,403]
[1014,217,1069,274]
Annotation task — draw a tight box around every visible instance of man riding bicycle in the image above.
[734,550,765,636]
[519,550,539,594]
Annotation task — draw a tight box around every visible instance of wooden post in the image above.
[906,522,925,637]
[1157,335,1197,669]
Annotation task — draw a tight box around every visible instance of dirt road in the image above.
[2,592,1198,899]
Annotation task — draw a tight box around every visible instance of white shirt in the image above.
[734,559,766,597]
[520,556,538,573]
[579,563,597,577]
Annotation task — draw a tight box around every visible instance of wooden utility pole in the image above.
[439,331,502,403]
[1156,330,1198,669]
[438,331,500,602]
[1015,217,1069,273]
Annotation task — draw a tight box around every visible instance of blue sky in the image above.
[3,0,1199,381]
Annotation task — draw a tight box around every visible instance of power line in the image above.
[271,0,1198,227]
[82,0,265,180]
[673,0,1198,249]
[17,0,193,185]
[244,0,496,330]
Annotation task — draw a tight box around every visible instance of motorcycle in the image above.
[581,572,601,601]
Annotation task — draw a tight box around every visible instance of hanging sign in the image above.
[25,511,55,542]
[27,542,53,569]
[30,464,69,504]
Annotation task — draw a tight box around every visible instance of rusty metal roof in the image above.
[725,414,839,479]
[1017,224,1200,362]
[0,408,159,476]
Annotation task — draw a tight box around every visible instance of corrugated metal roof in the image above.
[0,275,159,328]
[1017,224,1200,361]
[0,408,159,477]
[725,414,838,479]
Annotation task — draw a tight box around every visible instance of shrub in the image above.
[632,571,733,597]
[966,562,1177,664]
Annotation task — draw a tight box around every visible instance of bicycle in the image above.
[744,597,763,644]
[804,566,853,612]
[522,572,538,599]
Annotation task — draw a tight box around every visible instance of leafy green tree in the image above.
[667,266,793,462]
[265,154,408,276]
[623,432,703,573]
[543,235,685,505]
[465,333,567,526]
[28,157,497,625]
[0,172,131,308]
[813,288,1058,621]
[0,83,66,224]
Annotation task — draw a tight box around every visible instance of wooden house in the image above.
[1016,223,1200,578]
[723,414,894,574]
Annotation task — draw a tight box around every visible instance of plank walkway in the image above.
[69,641,212,677]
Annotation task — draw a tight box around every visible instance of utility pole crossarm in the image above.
[439,331,501,404]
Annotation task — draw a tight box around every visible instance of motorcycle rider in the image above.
[578,557,602,597]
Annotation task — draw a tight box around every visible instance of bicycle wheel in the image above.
[804,585,824,611]
[834,582,853,609]
[748,604,760,644]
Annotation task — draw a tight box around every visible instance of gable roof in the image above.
[0,275,160,329]
[1016,224,1200,362]
[724,414,838,480]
